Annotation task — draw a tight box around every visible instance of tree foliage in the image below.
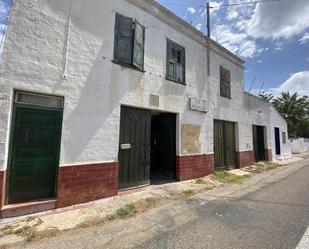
[259,92,309,138]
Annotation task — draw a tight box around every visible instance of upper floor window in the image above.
[166,39,185,84]
[220,66,231,98]
[113,13,145,71]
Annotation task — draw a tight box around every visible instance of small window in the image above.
[15,91,64,108]
[220,66,231,98]
[282,132,287,144]
[114,13,145,71]
[166,39,185,84]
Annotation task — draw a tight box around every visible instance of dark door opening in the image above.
[8,92,63,204]
[252,125,266,162]
[150,113,176,184]
[274,127,281,155]
[119,106,176,189]
[214,120,236,170]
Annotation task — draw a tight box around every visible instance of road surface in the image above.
[19,157,309,249]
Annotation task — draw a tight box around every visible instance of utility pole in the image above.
[207,2,210,38]
[206,2,211,76]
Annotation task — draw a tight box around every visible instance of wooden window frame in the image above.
[220,66,231,99]
[166,39,186,85]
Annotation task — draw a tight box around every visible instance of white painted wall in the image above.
[0,0,290,171]
[290,138,309,154]
[269,106,291,158]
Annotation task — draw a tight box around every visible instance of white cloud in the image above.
[187,7,196,14]
[226,9,238,21]
[299,32,309,45]
[270,71,309,96]
[257,60,262,63]
[246,0,309,40]
[212,24,263,58]
[201,1,223,17]
[211,0,309,58]
[195,23,202,31]
[209,1,223,15]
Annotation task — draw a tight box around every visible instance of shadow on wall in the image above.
[45,0,198,162]
[63,43,144,162]
[46,0,115,36]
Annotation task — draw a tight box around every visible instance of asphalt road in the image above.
[136,163,309,249]
[20,158,309,249]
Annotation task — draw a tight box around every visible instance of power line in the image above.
[159,0,285,8]
[210,0,284,9]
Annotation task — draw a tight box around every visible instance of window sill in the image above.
[112,60,145,73]
[220,95,232,100]
[165,77,186,86]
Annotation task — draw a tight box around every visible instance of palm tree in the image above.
[272,92,309,137]
[259,92,274,103]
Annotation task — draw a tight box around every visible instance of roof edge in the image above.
[126,0,245,67]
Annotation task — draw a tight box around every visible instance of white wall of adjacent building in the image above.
[290,138,309,154]
[0,0,290,171]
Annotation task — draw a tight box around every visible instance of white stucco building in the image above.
[0,0,290,217]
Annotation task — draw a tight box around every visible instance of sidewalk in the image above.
[0,152,308,248]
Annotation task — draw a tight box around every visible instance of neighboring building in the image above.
[0,0,290,217]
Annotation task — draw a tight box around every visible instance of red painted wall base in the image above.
[265,149,273,161]
[0,162,119,218]
[56,162,119,208]
[176,154,214,181]
[235,150,255,169]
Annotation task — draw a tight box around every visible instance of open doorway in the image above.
[274,127,281,155]
[150,112,176,184]
[252,125,266,162]
[118,106,176,189]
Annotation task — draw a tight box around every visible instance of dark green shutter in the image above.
[133,20,145,70]
[180,47,185,83]
[114,13,133,64]
[166,40,173,79]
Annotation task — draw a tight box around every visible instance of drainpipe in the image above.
[62,0,73,80]
[206,2,211,76]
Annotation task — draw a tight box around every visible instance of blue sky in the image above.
[157,0,309,96]
[0,0,11,56]
[0,0,308,96]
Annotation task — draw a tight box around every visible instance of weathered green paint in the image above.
[119,106,151,189]
[214,120,236,170]
[7,103,62,204]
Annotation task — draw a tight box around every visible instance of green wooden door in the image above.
[224,121,236,169]
[8,104,62,204]
[119,106,151,189]
[214,120,236,170]
[214,120,225,170]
